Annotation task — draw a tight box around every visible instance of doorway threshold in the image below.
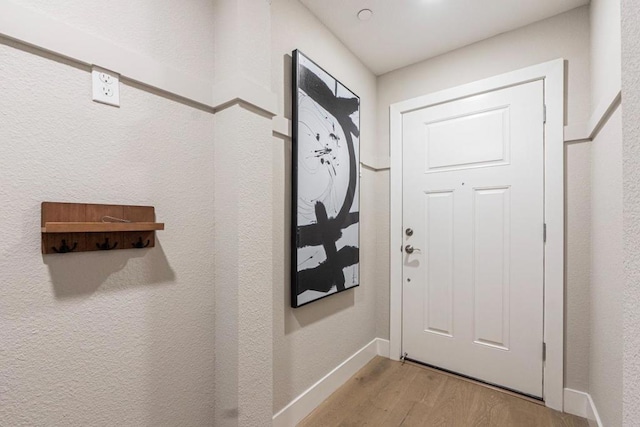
[404,357,544,406]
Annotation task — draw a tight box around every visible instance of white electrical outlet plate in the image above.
[92,66,120,107]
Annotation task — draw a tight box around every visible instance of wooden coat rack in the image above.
[41,202,165,254]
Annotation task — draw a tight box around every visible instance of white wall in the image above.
[587,1,624,425]
[0,2,217,426]
[14,0,215,80]
[565,140,592,392]
[621,0,640,423]
[212,1,275,425]
[375,6,592,391]
[589,105,623,427]
[591,0,622,111]
[270,0,378,413]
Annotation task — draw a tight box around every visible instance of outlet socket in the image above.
[92,66,120,107]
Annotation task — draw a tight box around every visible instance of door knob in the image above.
[405,245,420,254]
[405,228,414,236]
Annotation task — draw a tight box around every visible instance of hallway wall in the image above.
[375,6,592,391]
[0,2,217,425]
[589,104,623,427]
[587,0,624,425]
[621,0,640,423]
[270,0,379,414]
[591,0,622,110]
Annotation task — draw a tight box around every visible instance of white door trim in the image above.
[389,59,565,411]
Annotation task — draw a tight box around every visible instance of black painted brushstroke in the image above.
[298,66,359,139]
[297,245,359,294]
[315,201,345,291]
[297,212,359,248]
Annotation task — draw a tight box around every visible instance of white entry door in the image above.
[402,80,545,398]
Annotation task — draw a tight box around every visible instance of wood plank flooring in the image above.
[298,357,588,427]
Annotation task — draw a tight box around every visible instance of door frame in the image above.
[389,59,565,411]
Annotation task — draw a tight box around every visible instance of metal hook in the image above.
[96,238,118,251]
[132,237,150,249]
[52,239,77,254]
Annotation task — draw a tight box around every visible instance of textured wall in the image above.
[590,0,622,109]
[270,0,378,413]
[213,106,274,426]
[375,6,593,391]
[212,1,275,425]
[0,1,217,425]
[590,106,623,427]
[588,0,624,425]
[565,141,592,391]
[0,40,215,426]
[374,170,391,342]
[622,0,640,423]
[14,0,216,80]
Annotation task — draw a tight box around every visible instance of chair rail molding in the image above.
[0,0,277,116]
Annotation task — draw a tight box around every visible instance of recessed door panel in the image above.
[473,187,510,350]
[425,107,510,173]
[424,191,454,337]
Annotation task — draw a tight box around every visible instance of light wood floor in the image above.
[298,357,588,427]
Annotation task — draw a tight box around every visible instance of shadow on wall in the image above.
[285,290,355,334]
[563,141,571,376]
[564,59,569,126]
[283,54,293,121]
[43,242,176,299]
[277,121,355,336]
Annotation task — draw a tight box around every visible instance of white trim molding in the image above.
[376,338,391,358]
[369,157,391,171]
[0,0,278,116]
[389,59,566,411]
[564,88,622,143]
[212,78,277,116]
[586,394,604,427]
[272,338,389,427]
[563,388,603,427]
[361,158,391,171]
[272,116,292,139]
[564,388,590,418]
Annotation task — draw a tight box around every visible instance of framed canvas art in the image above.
[291,50,360,308]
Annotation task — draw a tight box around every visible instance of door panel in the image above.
[425,107,510,173]
[423,190,454,337]
[473,186,510,350]
[402,80,544,398]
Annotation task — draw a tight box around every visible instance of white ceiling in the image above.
[299,0,589,75]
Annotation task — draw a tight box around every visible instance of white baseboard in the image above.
[272,338,389,427]
[564,388,589,418]
[376,338,390,358]
[273,348,603,427]
[563,388,603,427]
[585,393,604,427]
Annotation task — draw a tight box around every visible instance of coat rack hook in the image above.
[97,238,118,251]
[52,239,77,254]
[132,237,151,249]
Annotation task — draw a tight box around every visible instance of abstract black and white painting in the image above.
[291,50,360,308]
